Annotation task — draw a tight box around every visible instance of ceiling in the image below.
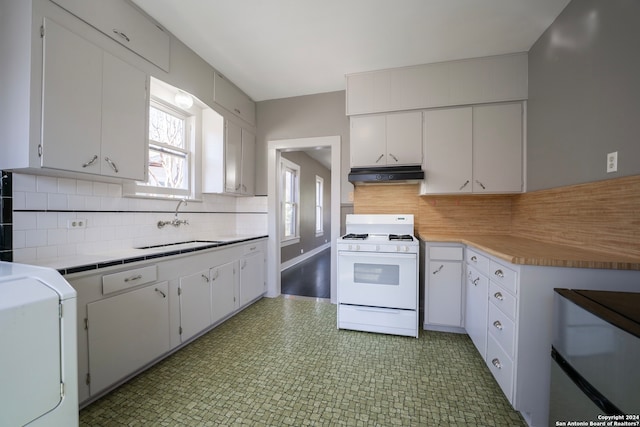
[130,0,571,102]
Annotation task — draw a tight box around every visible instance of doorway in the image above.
[267,136,341,303]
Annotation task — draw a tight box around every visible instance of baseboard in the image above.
[280,243,331,272]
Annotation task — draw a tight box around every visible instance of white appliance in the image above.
[337,214,419,337]
[0,262,78,426]
[550,289,640,423]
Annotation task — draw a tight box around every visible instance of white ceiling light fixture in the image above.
[174,91,193,109]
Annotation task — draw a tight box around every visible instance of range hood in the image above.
[348,165,424,184]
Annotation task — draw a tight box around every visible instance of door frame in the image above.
[267,136,341,303]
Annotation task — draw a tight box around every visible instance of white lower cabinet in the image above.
[464,263,489,356]
[211,261,239,323]
[178,270,213,342]
[424,243,464,332]
[239,250,265,306]
[87,282,170,395]
[70,238,266,405]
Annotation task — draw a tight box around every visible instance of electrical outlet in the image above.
[67,219,87,229]
[607,151,618,173]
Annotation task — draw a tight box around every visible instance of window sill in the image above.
[281,237,300,247]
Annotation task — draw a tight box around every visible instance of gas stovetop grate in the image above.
[388,234,414,241]
[342,233,369,240]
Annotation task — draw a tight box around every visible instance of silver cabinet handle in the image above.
[235,184,241,190]
[494,269,504,278]
[202,274,210,283]
[242,184,247,192]
[475,180,486,190]
[472,277,479,286]
[211,270,219,281]
[432,265,444,275]
[234,108,241,115]
[494,292,504,301]
[241,260,247,269]
[493,320,503,330]
[82,155,98,168]
[104,157,119,173]
[155,288,166,298]
[124,274,142,283]
[459,180,470,190]
[389,153,399,162]
[492,358,502,369]
[470,255,477,262]
[112,29,130,42]
[375,154,384,163]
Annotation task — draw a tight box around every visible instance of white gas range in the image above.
[337,214,419,338]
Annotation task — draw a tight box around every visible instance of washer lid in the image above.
[0,278,62,426]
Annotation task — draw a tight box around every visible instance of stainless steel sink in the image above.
[134,240,223,250]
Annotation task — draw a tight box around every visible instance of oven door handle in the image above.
[338,252,416,260]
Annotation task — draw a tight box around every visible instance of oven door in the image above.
[337,251,417,309]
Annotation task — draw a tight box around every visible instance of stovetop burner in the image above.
[389,234,414,241]
[342,233,369,240]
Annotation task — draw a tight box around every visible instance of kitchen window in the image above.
[127,78,200,200]
[281,158,300,245]
[315,175,324,236]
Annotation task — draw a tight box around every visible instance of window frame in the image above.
[280,157,300,246]
[315,175,324,237]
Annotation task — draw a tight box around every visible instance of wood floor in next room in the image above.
[79,297,525,426]
[281,248,331,299]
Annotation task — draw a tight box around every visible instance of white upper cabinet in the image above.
[422,103,523,194]
[50,0,170,71]
[472,103,523,193]
[214,72,256,126]
[41,18,147,180]
[422,107,473,194]
[350,111,422,167]
[346,53,527,116]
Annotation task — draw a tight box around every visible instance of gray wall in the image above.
[280,151,331,263]
[255,91,352,203]
[527,0,640,190]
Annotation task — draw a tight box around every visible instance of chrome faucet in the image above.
[157,199,189,228]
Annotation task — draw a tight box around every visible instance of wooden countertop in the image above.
[420,234,640,271]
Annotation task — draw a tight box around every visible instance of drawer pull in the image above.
[472,277,480,286]
[124,274,142,283]
[494,269,504,278]
[494,292,504,301]
[492,358,502,369]
[432,265,444,275]
[470,255,477,262]
[493,320,503,330]
[155,288,166,298]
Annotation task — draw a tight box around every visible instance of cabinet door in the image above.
[239,252,264,306]
[101,52,147,180]
[214,72,256,125]
[350,115,387,167]
[224,120,242,193]
[240,129,256,195]
[179,270,212,342]
[211,261,238,323]
[41,18,102,174]
[423,107,472,193]
[87,282,170,395]
[473,103,523,193]
[465,266,489,357]
[386,111,422,165]
[426,261,463,326]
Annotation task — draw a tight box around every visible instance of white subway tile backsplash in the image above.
[12,173,268,264]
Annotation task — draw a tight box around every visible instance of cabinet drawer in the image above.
[466,248,490,274]
[429,246,463,261]
[487,335,514,403]
[489,281,517,319]
[489,261,517,295]
[243,243,262,255]
[102,265,157,295]
[488,303,516,357]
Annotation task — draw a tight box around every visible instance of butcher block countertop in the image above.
[420,234,640,271]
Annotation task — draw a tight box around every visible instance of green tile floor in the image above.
[80,297,526,426]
